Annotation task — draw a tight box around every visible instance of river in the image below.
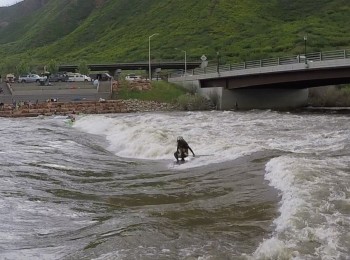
[1,110,349,259]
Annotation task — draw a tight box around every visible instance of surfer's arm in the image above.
[188,146,195,157]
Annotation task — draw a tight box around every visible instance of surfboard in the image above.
[65,119,74,126]
[175,160,187,165]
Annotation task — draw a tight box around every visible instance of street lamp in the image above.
[216,51,220,74]
[175,48,187,76]
[304,35,307,64]
[149,33,159,80]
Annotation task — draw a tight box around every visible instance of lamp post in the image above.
[216,51,220,74]
[175,48,187,76]
[304,35,307,64]
[148,33,159,81]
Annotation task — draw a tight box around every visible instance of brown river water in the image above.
[1,110,349,259]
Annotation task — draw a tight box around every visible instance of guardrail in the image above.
[169,49,350,78]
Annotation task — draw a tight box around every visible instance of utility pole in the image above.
[304,35,307,64]
[148,33,159,80]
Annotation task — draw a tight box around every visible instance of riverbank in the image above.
[0,99,177,118]
[298,106,350,114]
[308,86,350,107]
[2,99,350,118]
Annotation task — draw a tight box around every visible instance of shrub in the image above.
[208,91,220,109]
[175,93,214,111]
[113,79,214,110]
[308,86,350,107]
[114,80,188,103]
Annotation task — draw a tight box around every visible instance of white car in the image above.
[125,74,142,81]
[68,73,91,82]
[18,74,46,83]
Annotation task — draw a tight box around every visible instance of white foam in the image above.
[73,113,262,168]
[72,112,350,171]
[252,155,350,259]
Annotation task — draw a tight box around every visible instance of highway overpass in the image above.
[59,61,201,74]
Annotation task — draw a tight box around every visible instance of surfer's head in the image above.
[177,136,184,141]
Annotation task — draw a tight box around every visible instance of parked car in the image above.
[67,73,91,82]
[18,74,46,83]
[5,73,15,83]
[89,72,112,81]
[125,74,142,81]
[49,73,69,82]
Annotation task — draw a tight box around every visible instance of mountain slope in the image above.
[0,0,349,70]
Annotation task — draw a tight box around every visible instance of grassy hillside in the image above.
[0,0,349,73]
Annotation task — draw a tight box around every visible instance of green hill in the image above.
[0,0,349,73]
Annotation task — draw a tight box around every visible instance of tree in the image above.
[16,60,30,75]
[47,59,59,74]
[1,58,20,75]
[78,60,89,75]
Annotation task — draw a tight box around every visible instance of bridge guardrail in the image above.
[230,63,246,70]
[169,49,350,78]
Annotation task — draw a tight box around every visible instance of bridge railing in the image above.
[319,49,349,60]
[169,49,350,78]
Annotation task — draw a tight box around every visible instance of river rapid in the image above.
[0,110,349,259]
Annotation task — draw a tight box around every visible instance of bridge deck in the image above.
[169,49,350,89]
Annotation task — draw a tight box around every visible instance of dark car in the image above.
[49,73,69,82]
[89,73,112,81]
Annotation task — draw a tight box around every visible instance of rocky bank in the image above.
[0,99,177,118]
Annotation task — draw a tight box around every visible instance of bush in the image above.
[114,80,188,103]
[308,86,350,107]
[175,93,214,111]
[113,79,214,110]
[208,91,220,109]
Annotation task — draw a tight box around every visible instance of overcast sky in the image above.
[0,0,23,7]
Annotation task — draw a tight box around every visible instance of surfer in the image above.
[174,136,195,162]
[67,114,76,122]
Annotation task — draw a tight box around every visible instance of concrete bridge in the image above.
[169,49,350,110]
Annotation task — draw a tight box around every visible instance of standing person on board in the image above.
[174,136,195,162]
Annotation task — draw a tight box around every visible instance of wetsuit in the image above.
[174,139,194,161]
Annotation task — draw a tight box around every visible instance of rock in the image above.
[0,99,177,118]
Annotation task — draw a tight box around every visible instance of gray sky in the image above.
[0,0,23,7]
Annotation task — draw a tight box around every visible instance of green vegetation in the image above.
[0,0,349,73]
[309,85,350,107]
[115,80,187,103]
[0,0,349,108]
[78,61,90,76]
[47,59,58,74]
[114,80,214,110]
[176,93,215,111]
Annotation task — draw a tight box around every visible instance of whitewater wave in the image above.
[73,113,262,168]
[252,155,350,259]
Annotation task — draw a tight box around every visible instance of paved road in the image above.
[0,81,112,104]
